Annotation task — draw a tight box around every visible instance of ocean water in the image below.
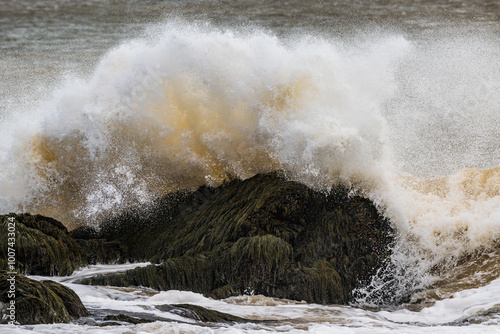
[1,0,500,332]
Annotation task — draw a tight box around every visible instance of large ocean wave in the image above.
[1,23,500,301]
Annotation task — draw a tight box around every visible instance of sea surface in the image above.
[1,0,500,333]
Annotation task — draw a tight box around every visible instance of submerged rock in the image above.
[156,304,248,323]
[82,172,394,304]
[102,314,154,325]
[0,273,89,324]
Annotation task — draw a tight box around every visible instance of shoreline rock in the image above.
[81,172,393,304]
[0,273,89,325]
[0,214,87,276]
[2,172,394,306]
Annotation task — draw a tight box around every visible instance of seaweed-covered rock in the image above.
[0,214,86,276]
[76,239,124,265]
[87,185,221,262]
[102,314,154,325]
[1,173,393,305]
[0,273,89,324]
[0,214,125,274]
[70,225,126,265]
[156,304,248,323]
[82,172,393,304]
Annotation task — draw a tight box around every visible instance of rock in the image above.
[69,225,100,239]
[102,314,154,325]
[74,239,124,265]
[0,213,125,274]
[1,172,393,305]
[156,304,248,323]
[81,172,393,304]
[87,185,221,262]
[70,225,126,265]
[80,306,247,326]
[0,214,86,276]
[0,273,89,324]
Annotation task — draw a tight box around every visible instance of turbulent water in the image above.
[1,0,500,332]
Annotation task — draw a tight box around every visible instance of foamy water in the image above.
[2,264,497,333]
[1,0,500,332]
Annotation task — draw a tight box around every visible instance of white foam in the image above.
[379,277,500,325]
[7,261,500,333]
[29,262,151,283]
[147,290,215,305]
[0,24,408,226]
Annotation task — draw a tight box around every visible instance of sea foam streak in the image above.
[1,23,500,300]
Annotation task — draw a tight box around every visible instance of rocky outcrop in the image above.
[0,213,126,274]
[0,214,87,276]
[1,172,393,305]
[80,172,393,304]
[0,273,89,324]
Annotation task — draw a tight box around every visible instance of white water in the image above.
[0,24,406,219]
[1,264,498,333]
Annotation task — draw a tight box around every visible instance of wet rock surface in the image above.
[80,172,394,304]
[0,273,88,325]
[1,172,393,307]
[0,214,86,276]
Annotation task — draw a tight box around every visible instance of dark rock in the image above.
[70,225,125,264]
[74,239,124,265]
[102,314,153,324]
[156,304,248,323]
[0,213,125,274]
[81,172,393,304]
[0,214,86,276]
[70,225,100,239]
[79,309,182,326]
[1,172,393,306]
[0,273,89,324]
[93,184,221,262]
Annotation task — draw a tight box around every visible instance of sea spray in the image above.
[0,24,408,225]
